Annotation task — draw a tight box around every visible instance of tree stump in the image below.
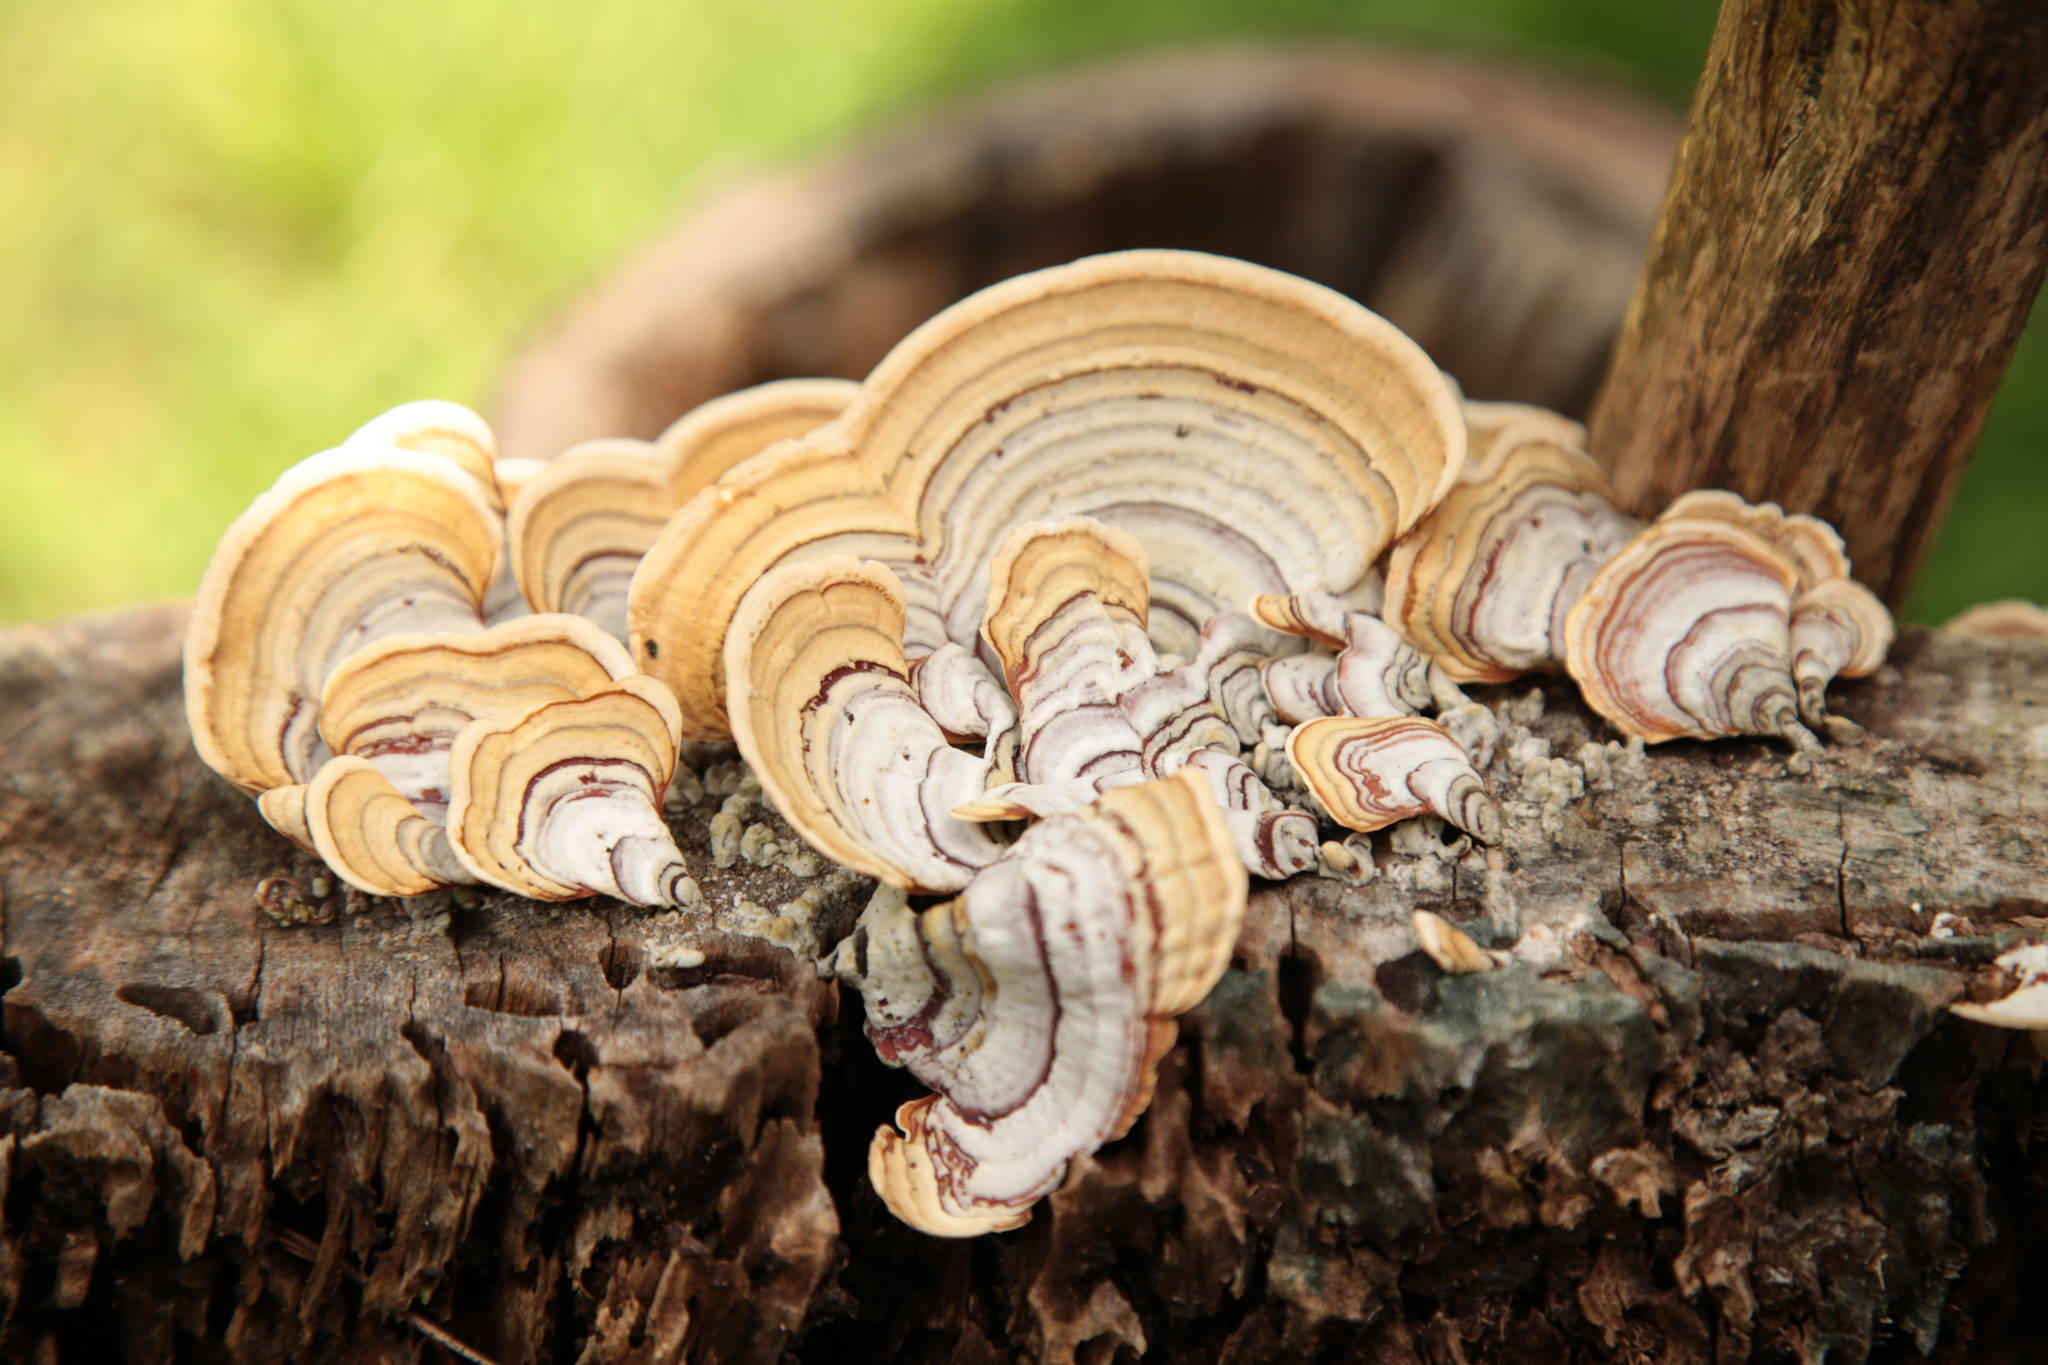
[5,604,2046,1363]
[4,43,2044,1365]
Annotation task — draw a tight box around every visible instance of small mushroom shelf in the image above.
[186,248,1899,1237]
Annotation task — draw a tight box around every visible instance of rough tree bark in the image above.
[1587,0,2048,606]
[3,42,2044,1365]
[4,607,2045,1363]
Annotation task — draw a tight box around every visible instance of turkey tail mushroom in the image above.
[724,558,1009,894]
[1287,715,1501,843]
[965,517,1316,878]
[444,676,696,905]
[183,444,500,794]
[506,379,856,637]
[1564,510,1822,751]
[306,757,474,898]
[629,249,1464,740]
[858,769,1247,1236]
[316,612,637,815]
[1383,434,1639,683]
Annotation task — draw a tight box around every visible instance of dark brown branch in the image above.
[1588,0,2048,605]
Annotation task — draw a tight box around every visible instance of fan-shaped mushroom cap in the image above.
[506,382,857,637]
[725,558,1008,894]
[317,613,637,812]
[1259,652,1340,724]
[1951,945,2048,1030]
[1287,715,1501,842]
[910,643,1018,741]
[1789,577,1893,725]
[1562,515,1811,748]
[1255,610,1432,722]
[444,676,695,905]
[653,377,860,507]
[1461,399,1587,462]
[980,516,1156,787]
[966,518,1314,878]
[1412,909,1502,975]
[630,249,1465,739]
[346,401,500,507]
[1248,590,1359,649]
[1660,490,1848,589]
[307,756,473,898]
[504,440,665,638]
[861,769,1246,1236]
[1942,599,2048,640]
[1384,436,1640,682]
[256,784,315,854]
[184,445,501,794]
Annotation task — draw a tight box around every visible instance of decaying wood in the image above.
[1588,0,2048,606]
[490,46,1678,465]
[2,603,2044,1363]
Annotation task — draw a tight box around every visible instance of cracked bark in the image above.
[3,607,2044,1364]
[4,42,2045,1365]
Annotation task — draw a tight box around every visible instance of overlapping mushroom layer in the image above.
[631,249,1466,741]
[1562,492,1894,748]
[187,433,701,906]
[846,769,1247,1235]
[725,519,1320,883]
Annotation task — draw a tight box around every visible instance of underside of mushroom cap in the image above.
[1563,514,1810,747]
[725,557,1009,894]
[630,248,1466,740]
[1287,715,1501,842]
[1384,435,1640,682]
[317,612,637,811]
[861,769,1246,1235]
[445,675,695,904]
[307,756,473,898]
[184,445,502,794]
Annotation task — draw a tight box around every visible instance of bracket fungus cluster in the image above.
[188,247,1898,1239]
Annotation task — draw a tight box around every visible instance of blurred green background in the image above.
[1,0,2040,625]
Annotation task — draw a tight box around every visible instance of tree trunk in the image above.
[4,604,2045,1364]
[1586,0,2048,606]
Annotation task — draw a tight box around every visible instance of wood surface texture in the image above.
[1588,0,2048,606]
[2,604,2043,1362]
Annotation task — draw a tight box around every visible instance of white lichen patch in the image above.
[722,869,873,965]
[740,821,781,866]
[701,760,751,799]
[1439,702,1502,770]
[708,811,745,869]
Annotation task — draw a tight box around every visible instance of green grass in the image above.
[0,0,2039,623]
